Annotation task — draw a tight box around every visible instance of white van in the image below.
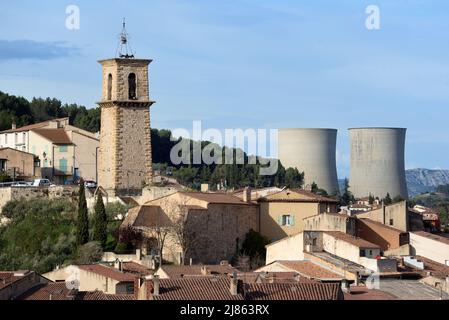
[32,179,51,187]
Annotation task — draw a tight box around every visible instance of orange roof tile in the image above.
[32,128,72,144]
[78,264,135,282]
[276,261,344,280]
[324,231,380,249]
[244,282,343,300]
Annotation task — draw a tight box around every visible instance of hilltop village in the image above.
[0,34,449,301]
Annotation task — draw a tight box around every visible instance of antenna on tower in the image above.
[116,18,135,59]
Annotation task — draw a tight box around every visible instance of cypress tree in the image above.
[92,192,107,247]
[76,178,89,245]
[384,193,392,205]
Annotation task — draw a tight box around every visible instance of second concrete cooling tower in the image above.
[278,128,339,195]
[349,127,408,199]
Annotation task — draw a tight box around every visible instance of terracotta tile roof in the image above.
[153,277,244,300]
[259,188,340,203]
[119,196,139,207]
[122,261,153,276]
[132,205,169,228]
[32,128,72,144]
[243,282,343,300]
[358,218,405,234]
[0,118,69,134]
[344,286,397,300]
[324,231,380,249]
[78,264,136,282]
[158,264,239,278]
[181,192,253,205]
[412,231,449,245]
[0,271,31,290]
[237,272,318,284]
[276,261,344,280]
[17,282,76,300]
[76,291,135,300]
[415,256,449,278]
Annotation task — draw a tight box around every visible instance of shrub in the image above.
[75,241,103,264]
[114,242,129,254]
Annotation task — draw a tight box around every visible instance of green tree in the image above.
[341,178,354,206]
[384,193,392,205]
[76,178,89,245]
[92,193,107,247]
[368,193,375,205]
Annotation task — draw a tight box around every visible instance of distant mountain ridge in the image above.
[406,168,449,197]
[338,168,449,198]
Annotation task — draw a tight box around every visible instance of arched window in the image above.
[128,73,137,100]
[107,74,112,100]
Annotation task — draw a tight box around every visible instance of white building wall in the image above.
[265,232,304,264]
[410,233,449,265]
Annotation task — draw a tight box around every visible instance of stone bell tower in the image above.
[97,21,154,196]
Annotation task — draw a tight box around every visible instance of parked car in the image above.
[84,180,97,189]
[32,179,51,187]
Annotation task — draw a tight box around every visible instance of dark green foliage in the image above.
[340,178,355,206]
[238,229,270,270]
[0,172,11,183]
[311,182,329,196]
[436,184,449,196]
[104,234,118,251]
[384,193,392,205]
[75,241,103,264]
[392,195,404,204]
[76,178,89,245]
[0,91,99,132]
[92,193,107,247]
[0,198,77,273]
[118,225,142,249]
[368,193,375,205]
[114,242,129,254]
[240,229,269,259]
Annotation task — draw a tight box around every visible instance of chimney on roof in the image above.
[152,275,160,296]
[220,260,229,266]
[201,184,210,193]
[341,279,351,293]
[243,187,251,203]
[136,248,141,261]
[201,266,210,276]
[114,259,122,272]
[11,122,16,130]
[230,272,238,295]
[48,120,58,129]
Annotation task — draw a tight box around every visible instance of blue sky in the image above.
[1,0,449,178]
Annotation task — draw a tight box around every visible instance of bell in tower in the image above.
[97,20,155,197]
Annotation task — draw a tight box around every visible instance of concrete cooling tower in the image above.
[278,128,339,195]
[349,127,408,200]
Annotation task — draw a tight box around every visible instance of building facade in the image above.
[258,189,340,241]
[0,118,99,183]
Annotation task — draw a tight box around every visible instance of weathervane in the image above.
[116,18,135,59]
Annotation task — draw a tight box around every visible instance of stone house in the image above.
[122,191,259,265]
